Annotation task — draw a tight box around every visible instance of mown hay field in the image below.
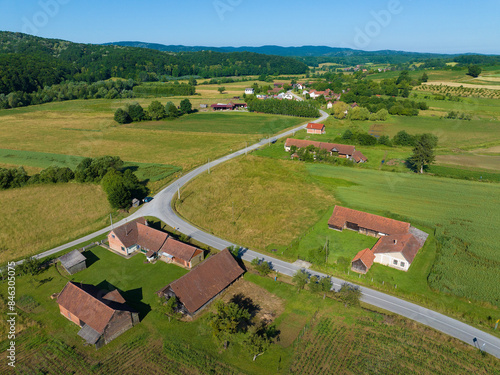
[0,183,111,263]
[0,99,307,170]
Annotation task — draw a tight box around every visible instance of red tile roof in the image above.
[328,206,410,235]
[136,223,168,252]
[352,150,368,163]
[158,249,244,314]
[372,233,422,263]
[352,248,375,269]
[110,217,146,248]
[285,138,355,156]
[57,282,131,334]
[161,237,200,263]
[306,123,325,131]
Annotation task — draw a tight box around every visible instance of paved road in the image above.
[30,108,500,359]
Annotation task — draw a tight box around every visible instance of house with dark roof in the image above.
[108,218,204,269]
[57,282,139,349]
[58,250,86,275]
[156,249,244,316]
[329,206,428,272]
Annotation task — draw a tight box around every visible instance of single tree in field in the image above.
[188,77,197,86]
[292,269,309,291]
[467,65,482,78]
[308,275,321,293]
[180,98,192,114]
[209,300,251,349]
[217,86,226,94]
[410,133,437,173]
[421,72,429,82]
[319,277,333,299]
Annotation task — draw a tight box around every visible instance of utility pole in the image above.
[325,237,328,264]
[232,201,234,224]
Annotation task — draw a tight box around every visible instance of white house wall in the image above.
[374,253,410,271]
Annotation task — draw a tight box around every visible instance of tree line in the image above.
[247,98,320,117]
[114,99,192,124]
[0,156,147,209]
[0,31,308,95]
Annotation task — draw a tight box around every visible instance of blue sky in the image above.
[0,0,498,54]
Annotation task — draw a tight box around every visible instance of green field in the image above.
[1,248,497,374]
[0,99,307,170]
[131,112,312,135]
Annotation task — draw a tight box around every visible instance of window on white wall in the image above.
[393,259,398,265]
[401,262,405,267]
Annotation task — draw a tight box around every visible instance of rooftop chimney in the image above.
[393,239,397,245]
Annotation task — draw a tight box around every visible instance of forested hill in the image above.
[0,31,308,95]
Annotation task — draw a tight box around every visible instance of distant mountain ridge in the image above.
[103,41,457,59]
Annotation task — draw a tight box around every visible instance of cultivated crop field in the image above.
[0,183,111,263]
[289,313,498,375]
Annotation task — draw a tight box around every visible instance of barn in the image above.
[157,249,244,316]
[57,282,139,349]
[351,248,375,274]
[58,250,87,275]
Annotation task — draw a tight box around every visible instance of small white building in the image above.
[245,88,255,95]
[327,101,333,109]
[284,93,293,100]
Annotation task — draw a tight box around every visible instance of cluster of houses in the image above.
[285,136,368,163]
[328,206,428,273]
[56,218,245,348]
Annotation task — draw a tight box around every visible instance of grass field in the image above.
[1,250,497,374]
[0,99,308,170]
[0,183,112,263]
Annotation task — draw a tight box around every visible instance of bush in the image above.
[393,130,416,146]
[126,102,145,122]
[114,108,132,124]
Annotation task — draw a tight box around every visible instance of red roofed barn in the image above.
[157,249,244,316]
[57,282,139,349]
[351,248,375,274]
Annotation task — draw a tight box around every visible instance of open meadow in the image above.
[0,248,497,375]
[0,183,111,263]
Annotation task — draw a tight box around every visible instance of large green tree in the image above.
[180,98,192,114]
[410,133,437,173]
[147,100,166,120]
[114,108,132,124]
[292,269,309,291]
[467,65,482,78]
[209,300,251,349]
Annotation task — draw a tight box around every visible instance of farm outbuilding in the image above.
[156,249,244,316]
[58,250,87,275]
[57,282,139,349]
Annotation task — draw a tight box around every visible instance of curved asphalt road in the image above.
[30,107,500,359]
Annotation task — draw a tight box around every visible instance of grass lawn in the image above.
[1,254,497,374]
[0,183,112,264]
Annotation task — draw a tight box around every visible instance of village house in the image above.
[57,282,139,349]
[306,123,326,134]
[327,101,333,109]
[284,138,367,163]
[156,249,244,316]
[245,88,255,95]
[328,206,428,272]
[108,218,204,269]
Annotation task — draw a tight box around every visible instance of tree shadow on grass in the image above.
[230,293,261,320]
